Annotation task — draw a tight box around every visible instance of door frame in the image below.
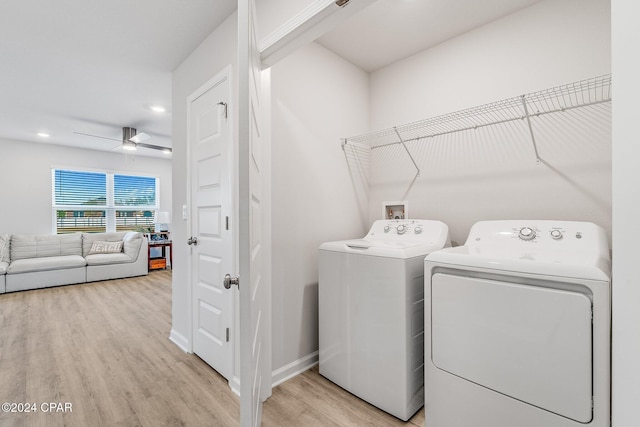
[259,0,376,68]
[234,1,377,424]
[185,65,236,385]
[238,1,271,424]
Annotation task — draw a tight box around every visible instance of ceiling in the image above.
[0,0,540,158]
[317,0,542,72]
[0,0,236,158]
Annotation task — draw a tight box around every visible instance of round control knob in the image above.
[550,230,563,240]
[518,227,536,241]
[384,225,390,233]
[396,224,406,235]
[414,226,422,234]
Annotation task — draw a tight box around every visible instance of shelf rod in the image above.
[359,98,610,150]
[521,95,541,164]
[370,116,522,149]
[393,126,421,176]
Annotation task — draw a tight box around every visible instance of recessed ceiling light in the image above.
[37,132,50,138]
[150,106,166,113]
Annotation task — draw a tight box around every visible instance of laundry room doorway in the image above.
[238,0,375,424]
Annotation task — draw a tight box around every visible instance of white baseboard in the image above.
[230,376,241,396]
[272,351,319,387]
[169,329,189,353]
[169,333,316,391]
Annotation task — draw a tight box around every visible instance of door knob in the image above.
[187,237,198,246]
[224,274,240,289]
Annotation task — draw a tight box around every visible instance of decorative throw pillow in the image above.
[88,240,123,255]
[0,234,9,263]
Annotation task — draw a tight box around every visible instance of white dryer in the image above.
[319,219,450,421]
[424,220,611,427]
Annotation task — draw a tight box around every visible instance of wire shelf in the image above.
[343,74,612,151]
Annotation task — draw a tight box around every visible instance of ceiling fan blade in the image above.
[74,128,171,153]
[136,142,172,153]
[74,131,121,143]
[129,132,150,143]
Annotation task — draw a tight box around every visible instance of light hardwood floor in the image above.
[0,271,424,426]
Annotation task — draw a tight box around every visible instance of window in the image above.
[53,169,158,234]
[113,174,157,232]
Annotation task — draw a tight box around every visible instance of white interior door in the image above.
[239,0,272,425]
[188,69,233,381]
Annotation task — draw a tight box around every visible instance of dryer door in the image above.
[431,273,593,423]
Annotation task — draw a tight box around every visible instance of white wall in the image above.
[0,138,171,235]
[611,0,640,424]
[371,0,611,128]
[367,0,611,245]
[170,11,238,366]
[269,42,369,382]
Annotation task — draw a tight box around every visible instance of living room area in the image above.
[0,134,190,425]
[0,1,208,423]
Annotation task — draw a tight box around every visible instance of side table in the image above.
[148,241,172,271]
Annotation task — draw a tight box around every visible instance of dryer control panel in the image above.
[463,220,610,270]
[511,224,585,244]
[514,225,570,242]
[466,220,604,247]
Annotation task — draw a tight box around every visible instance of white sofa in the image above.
[0,231,148,294]
[82,232,148,282]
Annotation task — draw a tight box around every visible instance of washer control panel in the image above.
[367,219,449,244]
[380,220,422,236]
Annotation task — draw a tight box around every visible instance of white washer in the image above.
[424,220,611,427]
[319,219,450,421]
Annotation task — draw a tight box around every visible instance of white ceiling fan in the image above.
[74,127,172,153]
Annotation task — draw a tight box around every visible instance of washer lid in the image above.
[320,238,445,259]
[319,219,451,259]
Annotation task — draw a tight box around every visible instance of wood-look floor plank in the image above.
[263,366,425,427]
[0,271,425,427]
[0,271,239,427]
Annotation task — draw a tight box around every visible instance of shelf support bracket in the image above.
[393,127,421,176]
[521,95,541,164]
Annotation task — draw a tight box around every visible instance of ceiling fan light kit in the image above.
[122,139,137,151]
